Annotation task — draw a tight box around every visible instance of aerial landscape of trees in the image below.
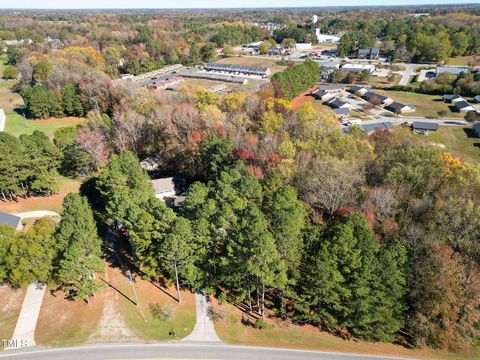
[0,5,479,356]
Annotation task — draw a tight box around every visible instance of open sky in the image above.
[0,0,477,9]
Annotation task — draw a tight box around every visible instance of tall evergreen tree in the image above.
[56,193,103,302]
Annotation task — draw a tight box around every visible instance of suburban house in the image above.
[474,95,480,103]
[341,63,376,74]
[436,65,470,76]
[311,90,335,102]
[152,176,180,200]
[295,43,312,50]
[443,94,465,103]
[0,212,23,231]
[315,84,346,93]
[208,84,228,93]
[357,48,380,60]
[455,101,476,112]
[359,121,393,134]
[363,91,394,106]
[472,121,480,137]
[327,98,351,109]
[349,85,369,96]
[332,108,350,119]
[385,102,416,114]
[315,30,340,44]
[412,121,439,134]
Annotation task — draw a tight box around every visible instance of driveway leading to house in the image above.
[396,63,419,86]
[182,292,221,343]
[14,211,60,219]
[5,282,46,350]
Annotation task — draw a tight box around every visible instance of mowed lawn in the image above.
[118,273,196,340]
[0,286,27,351]
[411,126,480,163]
[35,287,104,348]
[0,176,81,214]
[374,90,466,119]
[211,300,480,360]
[0,55,86,137]
[447,55,478,66]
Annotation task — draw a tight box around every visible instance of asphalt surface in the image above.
[1,343,418,360]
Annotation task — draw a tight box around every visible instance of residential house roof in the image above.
[472,121,480,134]
[455,100,475,111]
[360,122,393,133]
[474,95,480,103]
[332,108,350,116]
[328,98,349,108]
[316,84,346,92]
[437,66,470,76]
[350,85,369,92]
[386,102,416,112]
[0,212,22,230]
[412,121,439,131]
[151,176,179,196]
[363,91,390,103]
[443,94,463,101]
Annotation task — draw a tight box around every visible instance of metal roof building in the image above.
[205,62,271,77]
[0,212,22,231]
[360,121,393,133]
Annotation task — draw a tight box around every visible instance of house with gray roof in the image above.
[0,212,22,231]
[385,102,416,114]
[412,121,439,133]
[327,98,351,109]
[455,101,476,112]
[349,85,369,96]
[360,121,393,134]
[474,95,480,103]
[442,94,464,103]
[472,121,480,137]
[363,91,394,106]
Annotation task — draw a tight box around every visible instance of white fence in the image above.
[0,109,5,132]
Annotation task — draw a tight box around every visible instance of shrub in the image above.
[149,303,173,320]
[2,65,18,79]
[254,318,274,330]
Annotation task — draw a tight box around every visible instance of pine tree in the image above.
[56,193,103,302]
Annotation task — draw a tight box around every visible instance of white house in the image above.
[341,63,376,74]
[295,43,312,50]
[152,177,178,200]
[455,101,476,112]
[315,30,340,44]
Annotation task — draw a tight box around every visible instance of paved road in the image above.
[182,293,221,342]
[0,343,418,360]
[6,282,46,349]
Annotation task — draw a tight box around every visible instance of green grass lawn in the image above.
[375,90,466,119]
[447,55,477,66]
[212,300,479,360]
[118,274,196,340]
[4,112,86,138]
[411,126,480,163]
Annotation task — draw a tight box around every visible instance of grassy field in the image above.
[1,55,85,137]
[0,286,27,351]
[216,56,287,75]
[118,273,196,340]
[211,300,479,360]
[5,115,86,138]
[446,55,478,66]
[411,126,480,163]
[0,176,81,214]
[374,90,466,119]
[35,287,104,347]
